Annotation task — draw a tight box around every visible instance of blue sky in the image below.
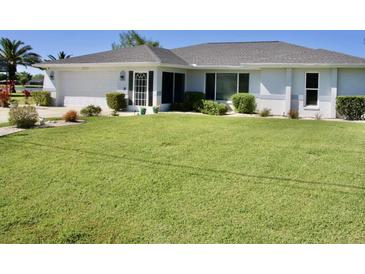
[1,30,365,74]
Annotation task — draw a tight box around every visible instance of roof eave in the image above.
[34,62,365,70]
[192,63,365,69]
[34,62,191,69]
[239,63,365,68]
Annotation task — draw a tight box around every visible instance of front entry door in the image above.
[134,72,148,106]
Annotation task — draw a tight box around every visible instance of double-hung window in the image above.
[305,73,319,106]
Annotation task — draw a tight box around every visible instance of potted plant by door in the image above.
[152,106,159,114]
[140,107,147,115]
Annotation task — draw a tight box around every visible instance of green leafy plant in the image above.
[259,108,271,117]
[231,93,256,113]
[32,91,52,106]
[106,92,126,111]
[336,96,365,120]
[200,100,228,115]
[63,110,78,122]
[8,106,38,128]
[153,106,159,114]
[288,109,299,119]
[80,105,102,117]
[140,107,146,115]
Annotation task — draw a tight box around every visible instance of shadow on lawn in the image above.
[5,139,365,193]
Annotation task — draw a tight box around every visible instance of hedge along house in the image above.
[35,41,365,118]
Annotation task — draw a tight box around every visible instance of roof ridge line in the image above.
[143,45,162,63]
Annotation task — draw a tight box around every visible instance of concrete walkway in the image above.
[0,106,135,123]
[0,127,25,137]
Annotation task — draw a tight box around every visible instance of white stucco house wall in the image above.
[35,41,365,118]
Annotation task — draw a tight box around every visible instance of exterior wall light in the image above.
[120,71,125,81]
[50,71,55,80]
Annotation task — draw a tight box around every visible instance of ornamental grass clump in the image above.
[288,109,299,119]
[259,108,271,117]
[9,106,38,128]
[32,91,52,106]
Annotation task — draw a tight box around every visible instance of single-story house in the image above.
[35,41,365,118]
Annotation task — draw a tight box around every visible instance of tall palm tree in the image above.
[0,38,41,91]
[47,51,72,61]
[112,31,160,50]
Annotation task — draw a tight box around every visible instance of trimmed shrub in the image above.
[288,109,299,119]
[32,91,52,106]
[336,96,365,120]
[171,92,205,112]
[170,102,186,111]
[200,100,228,115]
[9,106,38,128]
[231,93,256,113]
[106,92,126,111]
[63,110,78,122]
[259,108,271,117]
[184,92,205,111]
[80,105,102,117]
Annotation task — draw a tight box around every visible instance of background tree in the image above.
[112,31,160,50]
[16,72,32,86]
[47,51,72,61]
[0,38,41,92]
[31,74,44,81]
[0,73,7,81]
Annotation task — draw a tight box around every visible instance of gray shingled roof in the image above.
[38,41,365,67]
[42,44,188,66]
[172,41,365,65]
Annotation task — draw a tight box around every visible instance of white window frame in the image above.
[304,72,320,107]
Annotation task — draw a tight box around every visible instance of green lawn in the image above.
[0,115,364,243]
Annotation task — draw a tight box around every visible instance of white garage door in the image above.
[60,70,119,107]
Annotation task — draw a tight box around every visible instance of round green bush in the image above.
[231,93,256,114]
[9,106,39,128]
[200,100,228,115]
[106,92,126,111]
[336,96,365,120]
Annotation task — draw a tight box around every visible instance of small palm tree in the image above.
[47,51,72,61]
[0,38,41,91]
